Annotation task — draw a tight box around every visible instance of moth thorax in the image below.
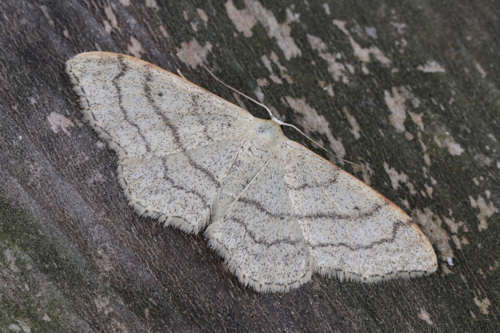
[253,121,283,145]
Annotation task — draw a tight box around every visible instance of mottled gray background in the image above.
[0,0,498,331]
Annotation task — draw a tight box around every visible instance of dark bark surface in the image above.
[0,1,498,332]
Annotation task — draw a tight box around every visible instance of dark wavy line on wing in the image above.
[286,174,338,191]
[309,220,406,251]
[228,217,303,248]
[114,55,152,152]
[235,197,408,251]
[237,197,386,221]
[142,67,220,188]
[159,157,209,208]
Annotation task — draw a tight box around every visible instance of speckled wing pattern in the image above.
[66,52,437,293]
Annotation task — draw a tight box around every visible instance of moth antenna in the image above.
[201,64,362,168]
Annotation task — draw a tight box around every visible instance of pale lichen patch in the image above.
[94,295,113,316]
[418,308,434,325]
[352,163,373,186]
[284,96,346,160]
[225,0,256,37]
[176,39,212,68]
[307,34,352,84]
[225,0,301,60]
[47,112,75,136]
[197,8,209,25]
[127,36,144,58]
[39,5,54,27]
[469,194,498,231]
[417,60,446,73]
[322,3,331,15]
[365,27,378,39]
[333,19,391,66]
[391,22,407,35]
[474,61,487,78]
[414,208,454,272]
[433,131,464,156]
[383,162,416,194]
[145,0,159,10]
[384,86,412,133]
[318,80,334,97]
[409,111,424,131]
[159,25,169,38]
[260,52,293,84]
[473,296,491,315]
[342,107,361,139]
[103,4,119,34]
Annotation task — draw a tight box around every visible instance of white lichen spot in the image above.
[333,19,348,34]
[383,162,409,190]
[8,323,22,332]
[352,163,373,185]
[442,216,464,234]
[433,130,464,156]
[96,141,106,149]
[145,0,159,10]
[127,36,144,58]
[14,321,31,333]
[409,111,425,131]
[197,8,209,25]
[489,260,499,271]
[103,5,119,33]
[417,133,432,166]
[384,86,411,133]
[469,194,498,231]
[417,60,446,73]
[334,19,391,66]
[391,22,407,34]
[446,139,464,156]
[225,0,256,37]
[424,184,433,198]
[475,61,487,78]
[318,80,335,97]
[40,5,55,27]
[159,25,170,38]
[418,308,434,325]
[365,26,378,39]
[87,171,106,186]
[256,78,269,87]
[176,39,212,68]
[254,86,265,102]
[42,314,51,322]
[4,248,19,272]
[474,296,491,315]
[307,34,351,84]
[286,7,300,23]
[47,112,75,136]
[447,257,454,266]
[322,3,331,15]
[414,208,454,270]
[342,107,361,139]
[94,295,113,316]
[351,37,391,65]
[261,52,293,84]
[225,0,301,60]
[284,96,346,160]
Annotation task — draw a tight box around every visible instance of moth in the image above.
[66,52,437,292]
